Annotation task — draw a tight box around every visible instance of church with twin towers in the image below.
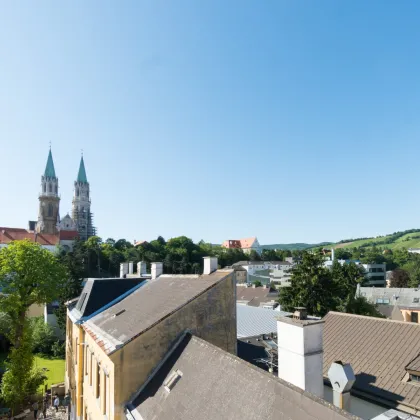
[36,147,96,241]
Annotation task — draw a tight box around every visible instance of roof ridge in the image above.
[326,311,417,326]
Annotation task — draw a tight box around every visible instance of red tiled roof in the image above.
[0,227,59,245]
[60,230,79,240]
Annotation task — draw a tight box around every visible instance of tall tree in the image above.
[0,240,65,409]
[279,253,337,317]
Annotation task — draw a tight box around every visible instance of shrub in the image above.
[31,317,56,356]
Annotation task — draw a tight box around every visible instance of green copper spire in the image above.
[44,149,56,178]
[77,156,88,183]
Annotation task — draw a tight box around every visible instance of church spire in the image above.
[44,148,57,179]
[77,155,88,183]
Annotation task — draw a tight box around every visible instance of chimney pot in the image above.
[128,261,134,275]
[293,307,307,320]
[120,262,129,278]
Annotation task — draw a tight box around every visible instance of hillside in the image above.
[261,242,331,251]
[323,229,420,250]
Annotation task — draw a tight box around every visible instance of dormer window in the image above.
[410,374,420,383]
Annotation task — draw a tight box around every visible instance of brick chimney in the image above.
[277,308,324,398]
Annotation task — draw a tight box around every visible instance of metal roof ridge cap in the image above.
[80,280,149,324]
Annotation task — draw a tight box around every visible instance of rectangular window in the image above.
[90,353,93,386]
[103,374,107,415]
[410,373,420,382]
[75,338,78,365]
[96,363,100,399]
[376,298,383,304]
[412,312,419,323]
[84,346,88,376]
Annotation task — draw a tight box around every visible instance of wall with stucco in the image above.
[110,271,236,420]
[82,330,115,420]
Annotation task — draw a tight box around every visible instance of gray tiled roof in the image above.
[236,285,279,307]
[128,333,359,420]
[324,312,420,410]
[236,304,289,338]
[87,270,233,353]
[359,287,420,309]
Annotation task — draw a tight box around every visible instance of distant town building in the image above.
[222,236,261,254]
[236,284,279,309]
[408,248,420,254]
[231,260,294,284]
[325,258,386,287]
[357,286,420,322]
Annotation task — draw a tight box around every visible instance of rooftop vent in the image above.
[164,369,183,393]
[293,307,307,320]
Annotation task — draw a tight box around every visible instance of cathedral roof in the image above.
[44,149,57,178]
[77,156,88,183]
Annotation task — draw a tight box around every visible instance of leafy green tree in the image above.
[279,253,337,317]
[389,269,410,288]
[0,240,66,348]
[404,259,420,288]
[0,241,65,409]
[253,280,262,287]
[344,296,384,318]
[31,317,56,355]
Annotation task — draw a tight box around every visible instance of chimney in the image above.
[120,262,129,278]
[128,261,134,275]
[331,248,335,261]
[328,361,355,411]
[277,308,325,398]
[203,257,218,275]
[137,261,147,276]
[151,262,163,280]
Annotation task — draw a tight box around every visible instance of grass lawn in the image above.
[33,356,65,390]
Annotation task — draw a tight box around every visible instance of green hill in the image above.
[261,242,332,251]
[320,229,420,250]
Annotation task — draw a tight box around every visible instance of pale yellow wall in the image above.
[27,303,44,318]
[83,331,115,420]
[401,309,420,323]
[110,272,236,419]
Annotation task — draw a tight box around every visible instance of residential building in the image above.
[236,284,279,308]
[408,248,420,254]
[125,332,357,420]
[325,259,386,286]
[222,237,262,254]
[232,260,293,283]
[357,286,420,322]
[65,277,146,417]
[65,258,236,420]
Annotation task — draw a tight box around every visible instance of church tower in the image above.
[72,155,96,241]
[36,148,60,235]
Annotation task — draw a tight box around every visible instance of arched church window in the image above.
[55,185,58,194]
[76,188,79,197]
[48,203,53,217]
[43,183,46,193]
[48,183,52,193]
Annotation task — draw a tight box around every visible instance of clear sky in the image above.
[1,1,420,245]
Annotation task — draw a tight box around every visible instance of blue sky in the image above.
[1,1,420,244]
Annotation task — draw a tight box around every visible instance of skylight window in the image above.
[164,369,183,393]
